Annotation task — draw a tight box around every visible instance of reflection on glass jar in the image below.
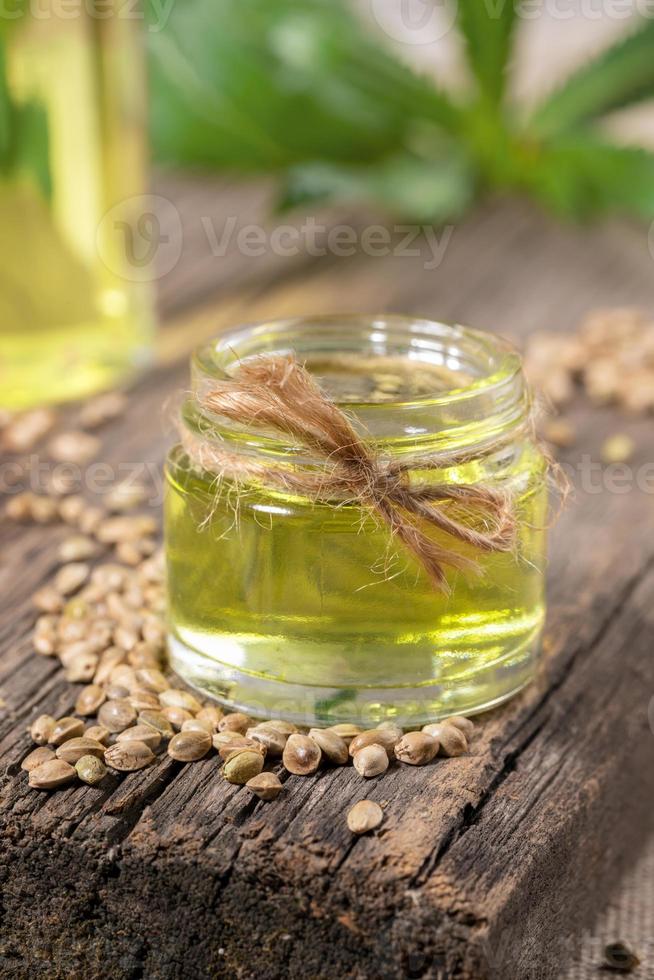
[165,315,548,727]
[0,5,153,410]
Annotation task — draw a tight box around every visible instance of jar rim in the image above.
[193,313,521,402]
[187,314,529,456]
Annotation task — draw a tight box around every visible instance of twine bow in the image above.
[186,355,518,592]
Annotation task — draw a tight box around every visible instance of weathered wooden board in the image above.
[1,184,654,979]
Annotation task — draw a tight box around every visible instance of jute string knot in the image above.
[184,354,521,592]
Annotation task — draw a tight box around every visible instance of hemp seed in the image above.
[159,688,203,714]
[75,755,108,786]
[138,710,174,739]
[84,725,110,745]
[21,746,56,771]
[5,493,37,523]
[34,619,57,656]
[59,495,86,525]
[348,728,401,760]
[254,719,297,736]
[182,718,213,735]
[59,640,96,668]
[347,799,384,834]
[325,723,363,744]
[96,515,157,544]
[128,644,162,670]
[48,716,85,746]
[422,723,468,757]
[215,735,265,761]
[65,652,99,683]
[58,535,98,563]
[282,734,321,776]
[74,684,106,717]
[114,625,139,652]
[217,712,251,735]
[78,505,104,536]
[48,430,100,464]
[223,749,264,785]
[33,636,57,658]
[543,418,576,449]
[195,706,224,731]
[97,699,137,733]
[32,586,64,614]
[30,713,56,745]
[308,728,349,765]
[247,726,287,757]
[167,730,212,762]
[78,390,127,429]
[161,706,193,731]
[32,495,61,524]
[117,725,163,751]
[134,668,169,694]
[104,740,154,772]
[3,407,55,452]
[56,737,106,765]
[116,541,146,566]
[54,562,90,596]
[352,744,389,778]
[394,732,439,766]
[104,482,147,512]
[104,684,130,701]
[90,563,126,592]
[93,647,126,686]
[128,691,161,713]
[442,715,474,739]
[28,758,77,789]
[245,771,283,801]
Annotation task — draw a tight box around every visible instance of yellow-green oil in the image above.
[165,437,547,728]
[0,11,152,410]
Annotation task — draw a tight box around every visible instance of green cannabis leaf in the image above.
[148,0,459,167]
[147,0,654,223]
[531,20,654,136]
[457,0,520,105]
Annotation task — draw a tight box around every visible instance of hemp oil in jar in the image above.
[165,315,547,728]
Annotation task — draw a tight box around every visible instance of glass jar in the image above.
[0,5,152,410]
[165,315,548,727]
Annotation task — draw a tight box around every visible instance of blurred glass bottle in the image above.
[0,3,154,410]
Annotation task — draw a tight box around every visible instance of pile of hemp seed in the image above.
[2,393,474,836]
[524,307,654,461]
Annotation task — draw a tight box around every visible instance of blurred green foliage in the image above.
[148,0,654,223]
[0,39,51,199]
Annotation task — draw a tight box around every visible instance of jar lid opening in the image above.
[188,315,528,455]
